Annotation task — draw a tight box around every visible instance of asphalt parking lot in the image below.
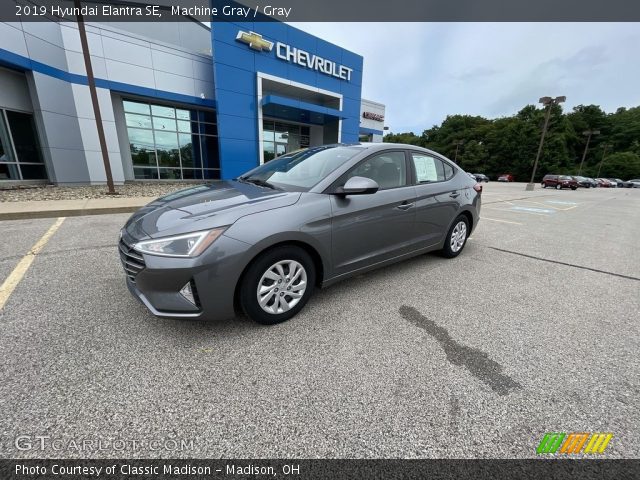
[1,183,638,459]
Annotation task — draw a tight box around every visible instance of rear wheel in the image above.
[440,216,469,258]
[239,246,315,325]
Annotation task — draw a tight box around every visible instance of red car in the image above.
[595,178,613,187]
[542,175,578,190]
[497,173,514,182]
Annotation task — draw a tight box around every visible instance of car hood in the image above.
[125,181,301,239]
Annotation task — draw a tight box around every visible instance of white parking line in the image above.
[483,206,547,216]
[510,206,556,214]
[0,217,65,311]
[481,217,523,225]
[515,199,579,211]
[545,200,578,205]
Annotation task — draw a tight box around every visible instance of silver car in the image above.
[120,144,481,325]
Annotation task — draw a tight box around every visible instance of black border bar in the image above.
[3,0,640,22]
[2,459,639,480]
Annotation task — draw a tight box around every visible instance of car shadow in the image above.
[125,249,472,339]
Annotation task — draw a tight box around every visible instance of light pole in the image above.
[74,0,116,194]
[578,129,600,175]
[452,140,464,163]
[526,95,566,191]
[596,143,612,178]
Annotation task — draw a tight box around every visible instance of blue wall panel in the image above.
[211,19,364,179]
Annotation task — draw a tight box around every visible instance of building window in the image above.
[123,100,220,180]
[0,109,47,181]
[262,120,310,162]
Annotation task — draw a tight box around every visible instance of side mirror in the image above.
[337,176,379,195]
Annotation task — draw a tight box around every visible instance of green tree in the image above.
[383,132,421,145]
[595,152,640,179]
[383,102,640,180]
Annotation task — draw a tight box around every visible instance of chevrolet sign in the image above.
[363,112,384,122]
[276,43,353,82]
[235,30,353,82]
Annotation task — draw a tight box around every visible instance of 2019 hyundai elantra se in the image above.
[119,144,481,325]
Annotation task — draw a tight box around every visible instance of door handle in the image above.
[449,192,460,198]
[396,201,414,211]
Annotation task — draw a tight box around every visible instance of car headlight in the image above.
[133,227,227,258]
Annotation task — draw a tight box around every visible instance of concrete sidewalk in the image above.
[0,197,156,220]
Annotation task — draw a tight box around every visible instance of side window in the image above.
[443,161,455,180]
[345,151,407,190]
[411,153,446,183]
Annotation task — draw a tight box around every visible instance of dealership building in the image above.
[0,9,386,184]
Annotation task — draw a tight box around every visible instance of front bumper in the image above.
[119,233,252,321]
[126,279,202,319]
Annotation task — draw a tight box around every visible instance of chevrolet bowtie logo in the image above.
[236,31,273,52]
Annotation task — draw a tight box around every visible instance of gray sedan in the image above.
[120,143,481,324]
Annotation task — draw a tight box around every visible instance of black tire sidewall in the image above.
[240,246,316,325]
[441,215,470,258]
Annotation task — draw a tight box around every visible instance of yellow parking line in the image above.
[0,217,65,311]
[481,217,523,225]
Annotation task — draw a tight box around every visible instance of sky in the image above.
[290,23,640,134]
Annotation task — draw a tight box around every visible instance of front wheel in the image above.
[239,246,316,325]
[542,183,547,188]
[556,184,562,190]
[440,216,469,258]
[571,186,577,190]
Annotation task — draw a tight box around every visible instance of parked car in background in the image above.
[119,143,482,325]
[595,178,613,188]
[572,176,594,188]
[623,179,640,188]
[473,173,490,182]
[497,173,514,182]
[583,177,599,188]
[607,178,624,188]
[542,174,578,190]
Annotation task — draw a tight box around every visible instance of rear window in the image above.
[443,162,455,180]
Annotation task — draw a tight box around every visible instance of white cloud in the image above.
[290,22,640,133]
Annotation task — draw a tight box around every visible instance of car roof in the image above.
[340,142,457,162]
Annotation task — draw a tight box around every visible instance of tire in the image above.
[571,186,577,190]
[555,184,562,190]
[542,183,547,188]
[239,245,316,325]
[440,215,470,259]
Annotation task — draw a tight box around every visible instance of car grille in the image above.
[119,238,145,283]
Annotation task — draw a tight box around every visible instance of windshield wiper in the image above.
[238,177,279,190]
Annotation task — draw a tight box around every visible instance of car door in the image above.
[329,150,417,276]
[410,151,461,247]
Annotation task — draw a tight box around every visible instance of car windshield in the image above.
[239,146,362,192]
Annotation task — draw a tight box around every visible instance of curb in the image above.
[0,206,139,221]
